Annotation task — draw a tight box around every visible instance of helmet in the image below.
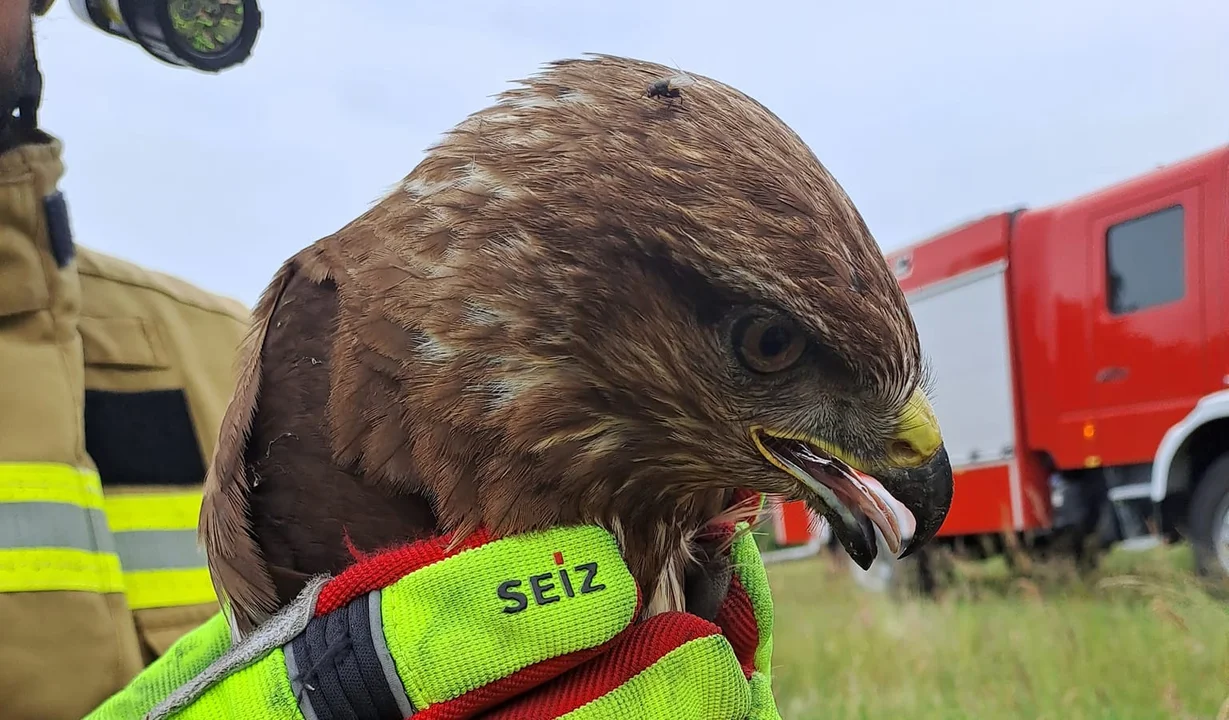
[49,0,262,73]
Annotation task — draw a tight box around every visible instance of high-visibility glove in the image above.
[491,491,782,720]
[85,524,760,720]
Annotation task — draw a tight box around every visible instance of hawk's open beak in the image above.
[751,388,954,569]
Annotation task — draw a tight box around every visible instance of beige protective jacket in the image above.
[0,134,249,720]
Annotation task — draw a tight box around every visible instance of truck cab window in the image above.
[1105,205,1185,315]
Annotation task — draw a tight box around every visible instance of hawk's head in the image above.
[343,54,952,569]
[203,54,954,626]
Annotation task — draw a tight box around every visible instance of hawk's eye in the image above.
[733,314,807,374]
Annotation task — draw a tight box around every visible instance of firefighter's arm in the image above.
[86,525,765,720]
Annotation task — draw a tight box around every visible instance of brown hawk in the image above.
[200,54,954,632]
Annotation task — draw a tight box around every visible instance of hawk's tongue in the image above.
[795,451,911,556]
[853,470,917,549]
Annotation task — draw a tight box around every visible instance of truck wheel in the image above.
[1189,454,1229,579]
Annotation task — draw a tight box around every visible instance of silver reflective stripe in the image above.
[112,529,207,571]
[369,589,416,717]
[0,502,115,554]
[283,640,321,720]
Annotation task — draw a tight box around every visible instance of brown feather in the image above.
[202,54,924,631]
[199,253,297,622]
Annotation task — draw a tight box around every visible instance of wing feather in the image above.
[199,247,333,629]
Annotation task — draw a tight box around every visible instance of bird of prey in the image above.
[200,54,954,633]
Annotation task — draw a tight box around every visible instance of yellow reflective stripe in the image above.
[0,466,214,604]
[0,463,104,509]
[104,491,214,609]
[0,547,125,594]
[123,568,217,610]
[0,464,122,593]
[103,491,203,532]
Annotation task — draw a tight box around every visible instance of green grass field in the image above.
[766,544,1229,719]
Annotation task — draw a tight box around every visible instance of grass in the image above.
[766,543,1229,719]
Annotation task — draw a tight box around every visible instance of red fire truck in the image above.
[770,144,1229,585]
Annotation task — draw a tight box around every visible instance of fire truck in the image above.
[769,144,1229,586]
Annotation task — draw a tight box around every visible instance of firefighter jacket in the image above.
[0,133,250,720]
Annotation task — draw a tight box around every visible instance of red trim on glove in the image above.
[314,528,493,616]
[481,612,723,719]
[414,638,618,720]
[714,576,759,680]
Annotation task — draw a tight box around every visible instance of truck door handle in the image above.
[1095,366,1129,383]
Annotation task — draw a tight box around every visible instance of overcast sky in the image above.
[33,0,1228,307]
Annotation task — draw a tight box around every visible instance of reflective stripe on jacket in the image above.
[103,489,215,610]
[0,463,216,607]
[0,463,124,595]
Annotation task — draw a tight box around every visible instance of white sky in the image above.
[34,0,1228,307]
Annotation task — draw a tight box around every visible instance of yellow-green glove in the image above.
[86,524,769,719]
[490,514,781,720]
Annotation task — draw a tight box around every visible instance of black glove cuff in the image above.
[285,590,416,720]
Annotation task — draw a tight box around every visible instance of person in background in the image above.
[0,1,250,717]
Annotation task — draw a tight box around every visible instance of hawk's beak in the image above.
[877,389,954,559]
[751,388,954,569]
